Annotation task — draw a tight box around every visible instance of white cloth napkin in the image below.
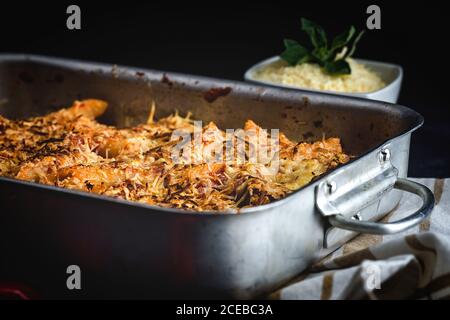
[275,178,450,300]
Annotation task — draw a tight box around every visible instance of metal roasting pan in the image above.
[0,54,434,299]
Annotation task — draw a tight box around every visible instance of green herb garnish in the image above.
[280,18,365,75]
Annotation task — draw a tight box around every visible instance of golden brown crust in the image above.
[0,99,349,212]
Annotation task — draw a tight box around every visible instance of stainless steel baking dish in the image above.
[0,54,433,299]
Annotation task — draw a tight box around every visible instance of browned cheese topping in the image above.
[0,99,349,212]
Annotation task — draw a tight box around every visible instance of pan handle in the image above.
[327,178,434,235]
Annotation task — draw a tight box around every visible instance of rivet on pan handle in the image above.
[327,178,434,235]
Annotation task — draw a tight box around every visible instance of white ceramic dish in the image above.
[244,56,403,103]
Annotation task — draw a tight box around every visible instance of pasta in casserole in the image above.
[0,100,349,212]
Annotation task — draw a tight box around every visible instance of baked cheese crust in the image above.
[0,100,349,212]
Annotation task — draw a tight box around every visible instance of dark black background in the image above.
[1,0,449,177]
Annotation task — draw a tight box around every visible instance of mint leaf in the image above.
[312,46,329,62]
[284,39,300,48]
[345,30,365,58]
[301,18,327,49]
[280,39,310,66]
[331,26,356,52]
[324,60,351,75]
[278,18,365,75]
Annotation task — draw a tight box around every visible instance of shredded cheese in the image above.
[0,99,349,212]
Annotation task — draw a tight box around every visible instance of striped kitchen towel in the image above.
[273,178,450,300]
